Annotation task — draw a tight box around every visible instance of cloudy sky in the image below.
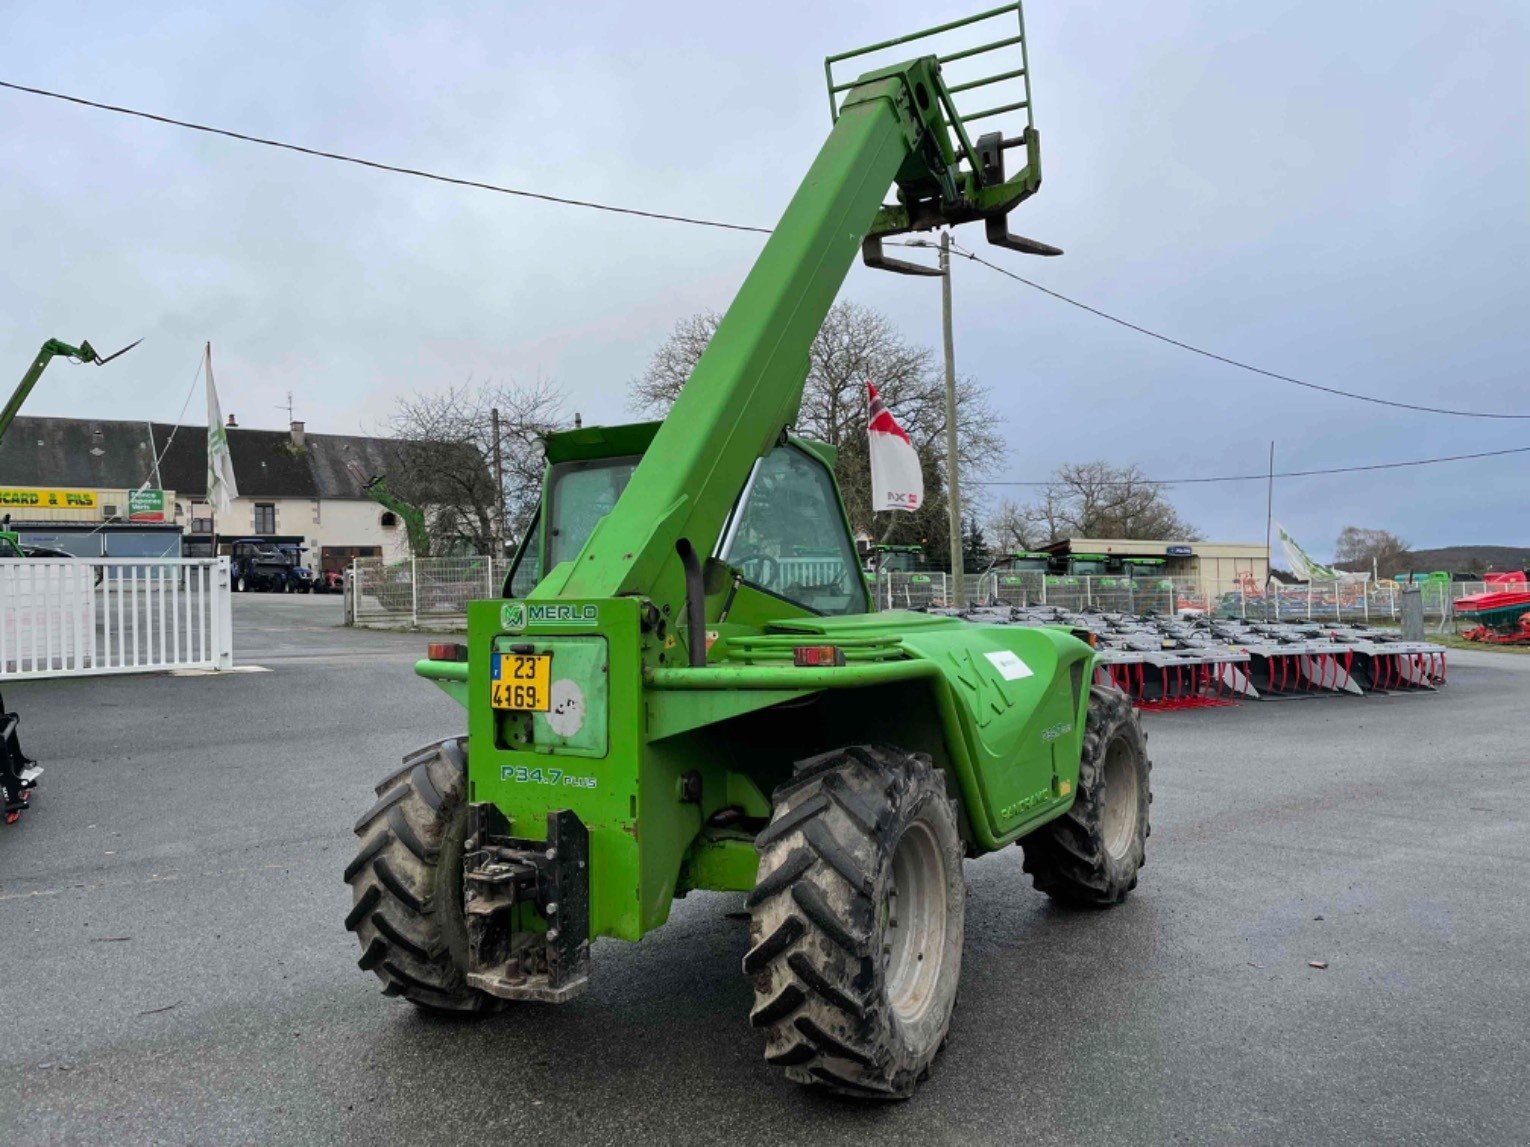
[3,1,1526,558]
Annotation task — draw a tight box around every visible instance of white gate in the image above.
[0,557,234,680]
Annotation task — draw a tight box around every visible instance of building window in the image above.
[254,503,276,534]
[380,511,398,528]
[190,516,213,534]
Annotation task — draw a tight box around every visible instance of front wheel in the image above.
[344,737,496,1013]
[745,744,964,1099]
[1020,685,1151,906]
[235,575,246,592]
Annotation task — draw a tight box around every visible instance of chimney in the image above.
[290,420,305,448]
[226,413,238,428]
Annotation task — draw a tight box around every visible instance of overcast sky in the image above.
[3,1,1526,559]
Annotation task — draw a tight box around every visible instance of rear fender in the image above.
[899,625,1092,849]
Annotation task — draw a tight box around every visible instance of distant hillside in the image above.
[1335,544,1530,576]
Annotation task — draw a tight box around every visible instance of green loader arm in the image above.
[1,338,141,443]
[1,337,140,558]
[345,460,432,558]
[538,14,1054,635]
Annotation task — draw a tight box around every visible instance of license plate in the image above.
[491,652,551,711]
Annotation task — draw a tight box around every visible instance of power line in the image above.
[947,240,1530,421]
[8,77,1526,422]
[973,443,1530,487]
[0,79,772,236]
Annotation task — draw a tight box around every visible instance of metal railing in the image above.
[871,571,1200,614]
[348,558,1502,631]
[0,557,233,679]
[350,557,507,628]
[1218,580,1484,625]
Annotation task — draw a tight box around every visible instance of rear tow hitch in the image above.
[463,806,591,1004]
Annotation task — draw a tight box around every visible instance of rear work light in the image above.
[427,642,469,662]
[793,645,846,667]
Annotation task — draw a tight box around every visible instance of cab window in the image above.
[719,446,865,616]
[503,456,640,597]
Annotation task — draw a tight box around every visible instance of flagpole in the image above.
[208,343,218,558]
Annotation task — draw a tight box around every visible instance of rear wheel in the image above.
[1020,685,1150,906]
[344,737,496,1013]
[745,744,964,1099]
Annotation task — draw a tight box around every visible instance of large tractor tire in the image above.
[745,745,964,1099]
[1021,685,1151,906]
[344,737,496,1014]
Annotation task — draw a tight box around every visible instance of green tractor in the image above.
[346,6,1150,1099]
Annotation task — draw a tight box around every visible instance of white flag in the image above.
[1276,522,1337,582]
[205,343,239,514]
[867,382,923,513]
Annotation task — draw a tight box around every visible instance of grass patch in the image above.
[1428,632,1530,655]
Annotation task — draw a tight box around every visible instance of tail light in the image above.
[793,645,846,667]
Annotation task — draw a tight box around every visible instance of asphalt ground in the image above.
[1,593,1526,1145]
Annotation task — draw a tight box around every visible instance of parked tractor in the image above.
[346,6,1151,1098]
[228,539,313,593]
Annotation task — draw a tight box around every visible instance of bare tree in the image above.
[1333,526,1409,572]
[986,497,1034,555]
[1020,461,1197,543]
[386,377,564,555]
[631,302,1004,558]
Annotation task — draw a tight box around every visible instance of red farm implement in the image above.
[1455,590,1530,646]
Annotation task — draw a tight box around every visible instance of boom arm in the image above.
[538,11,1052,629]
[345,461,432,558]
[1,338,141,443]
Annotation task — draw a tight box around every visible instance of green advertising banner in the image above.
[128,488,167,522]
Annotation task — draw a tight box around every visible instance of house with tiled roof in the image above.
[0,415,421,569]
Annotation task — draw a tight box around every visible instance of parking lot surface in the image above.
[2,594,1526,1144]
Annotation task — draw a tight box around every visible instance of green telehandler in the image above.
[1,336,139,823]
[346,6,1151,1098]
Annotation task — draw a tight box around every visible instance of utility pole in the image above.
[939,230,966,607]
[1264,441,1275,581]
[490,407,507,555]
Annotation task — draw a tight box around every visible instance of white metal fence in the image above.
[347,557,1497,629]
[350,557,507,628]
[1216,580,1484,624]
[0,557,234,679]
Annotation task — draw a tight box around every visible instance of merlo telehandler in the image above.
[346,5,1151,1098]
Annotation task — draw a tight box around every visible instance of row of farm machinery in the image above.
[926,604,1448,711]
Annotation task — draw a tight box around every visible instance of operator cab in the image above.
[1067,553,1109,577]
[506,424,867,617]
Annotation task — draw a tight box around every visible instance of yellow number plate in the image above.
[491,652,551,711]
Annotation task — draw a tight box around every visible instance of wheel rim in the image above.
[1101,735,1140,861]
[884,817,947,1027]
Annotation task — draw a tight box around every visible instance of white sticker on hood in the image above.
[985,650,1034,681]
